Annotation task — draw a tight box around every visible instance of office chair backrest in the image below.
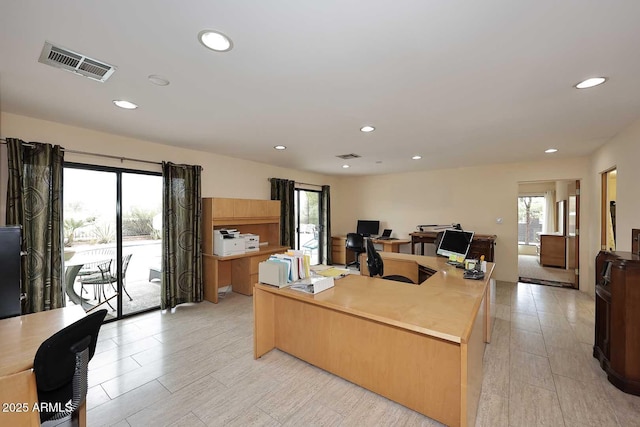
[34,309,107,422]
[345,232,364,250]
[366,238,384,277]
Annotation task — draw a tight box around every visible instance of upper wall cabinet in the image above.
[209,198,280,223]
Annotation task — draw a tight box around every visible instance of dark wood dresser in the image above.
[410,231,497,262]
[594,250,640,395]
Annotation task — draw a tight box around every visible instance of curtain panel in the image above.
[319,185,332,265]
[161,162,203,309]
[6,138,64,313]
[270,178,295,248]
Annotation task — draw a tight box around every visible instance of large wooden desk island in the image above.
[254,253,495,427]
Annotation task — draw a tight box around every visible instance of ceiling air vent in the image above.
[336,153,361,160]
[38,41,116,82]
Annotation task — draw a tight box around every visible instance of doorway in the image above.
[517,180,580,288]
[63,164,162,320]
[601,168,617,251]
[294,188,321,265]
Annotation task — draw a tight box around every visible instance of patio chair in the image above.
[79,254,134,310]
[79,260,116,311]
[76,248,115,277]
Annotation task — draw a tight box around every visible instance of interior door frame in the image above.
[600,167,617,251]
[572,180,580,288]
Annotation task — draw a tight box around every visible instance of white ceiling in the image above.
[2,1,640,176]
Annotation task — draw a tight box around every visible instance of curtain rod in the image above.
[268,177,323,188]
[1,138,161,166]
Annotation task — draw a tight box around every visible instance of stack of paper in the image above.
[316,267,350,279]
[290,276,335,294]
[259,250,312,287]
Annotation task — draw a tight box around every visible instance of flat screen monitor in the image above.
[356,220,380,237]
[437,229,474,259]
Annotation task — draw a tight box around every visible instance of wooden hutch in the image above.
[202,197,287,303]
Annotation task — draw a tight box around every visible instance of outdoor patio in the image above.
[64,240,162,318]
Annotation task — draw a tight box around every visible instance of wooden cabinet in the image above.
[202,197,287,303]
[540,234,566,268]
[331,236,355,266]
[594,251,640,395]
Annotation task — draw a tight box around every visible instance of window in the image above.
[518,196,545,245]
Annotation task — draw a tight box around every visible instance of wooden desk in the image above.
[254,254,495,427]
[371,238,412,253]
[410,231,497,262]
[332,236,411,265]
[0,306,87,427]
[539,234,566,268]
[331,236,355,265]
[203,245,288,303]
[202,197,285,303]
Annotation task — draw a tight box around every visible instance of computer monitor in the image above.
[356,220,380,237]
[436,229,474,259]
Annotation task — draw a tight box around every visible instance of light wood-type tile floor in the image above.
[49,282,640,426]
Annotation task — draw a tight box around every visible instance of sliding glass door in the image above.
[63,164,161,320]
[295,189,321,265]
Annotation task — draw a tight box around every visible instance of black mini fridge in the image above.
[0,225,22,319]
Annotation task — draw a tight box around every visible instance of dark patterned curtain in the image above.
[6,138,64,313]
[270,178,295,248]
[319,185,332,264]
[161,162,203,309]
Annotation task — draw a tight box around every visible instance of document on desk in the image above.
[290,276,335,294]
[315,267,350,279]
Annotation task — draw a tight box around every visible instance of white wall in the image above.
[587,116,640,293]
[518,181,555,195]
[1,112,339,203]
[333,157,590,286]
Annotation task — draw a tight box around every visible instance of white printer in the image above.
[213,229,245,257]
[240,233,260,252]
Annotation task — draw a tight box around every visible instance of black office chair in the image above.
[33,309,107,424]
[345,233,366,269]
[366,239,414,283]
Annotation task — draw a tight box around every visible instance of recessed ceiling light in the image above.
[198,30,233,52]
[412,155,422,160]
[342,164,350,168]
[575,77,607,89]
[274,145,286,150]
[360,125,375,133]
[148,75,170,86]
[113,100,138,110]
[545,148,558,154]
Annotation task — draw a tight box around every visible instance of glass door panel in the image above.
[295,189,320,265]
[121,173,162,315]
[63,168,118,320]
